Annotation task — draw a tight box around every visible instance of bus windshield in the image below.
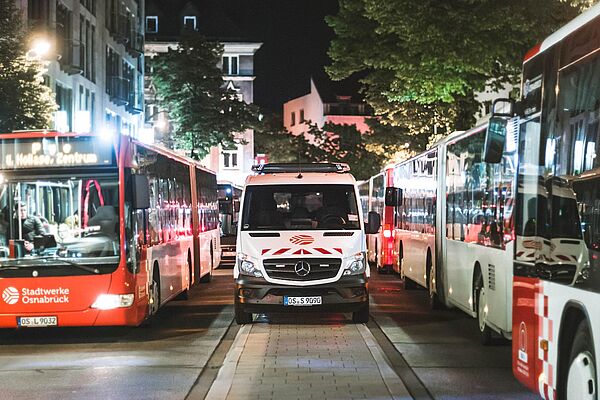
[0,175,121,270]
[241,184,361,231]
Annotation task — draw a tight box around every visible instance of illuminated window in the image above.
[146,16,158,33]
[222,55,239,75]
[183,16,196,30]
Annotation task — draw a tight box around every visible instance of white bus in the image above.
[386,122,518,343]
[483,3,600,398]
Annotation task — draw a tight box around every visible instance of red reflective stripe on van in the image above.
[314,248,331,254]
[273,248,290,255]
[334,248,343,254]
[261,249,270,255]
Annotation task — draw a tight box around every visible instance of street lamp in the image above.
[27,38,52,59]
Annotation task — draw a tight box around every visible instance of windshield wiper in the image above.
[28,256,100,274]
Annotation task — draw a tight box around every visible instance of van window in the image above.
[241,184,360,231]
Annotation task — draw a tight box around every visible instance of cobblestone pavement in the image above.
[205,314,410,400]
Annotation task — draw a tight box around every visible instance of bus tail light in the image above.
[91,294,135,310]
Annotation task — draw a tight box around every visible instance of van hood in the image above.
[239,230,364,259]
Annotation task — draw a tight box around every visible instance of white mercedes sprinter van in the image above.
[234,163,381,324]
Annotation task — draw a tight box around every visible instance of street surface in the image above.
[0,265,538,400]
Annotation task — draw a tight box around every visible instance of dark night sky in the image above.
[228,0,340,112]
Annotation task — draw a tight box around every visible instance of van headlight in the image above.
[91,294,134,310]
[238,254,263,278]
[344,252,366,275]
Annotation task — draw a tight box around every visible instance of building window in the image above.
[222,55,239,75]
[183,16,196,30]
[299,109,305,123]
[146,16,158,33]
[222,146,240,169]
[291,111,296,126]
[55,83,73,132]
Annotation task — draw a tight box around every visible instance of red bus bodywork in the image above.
[0,131,217,327]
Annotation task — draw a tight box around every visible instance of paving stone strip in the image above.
[204,316,412,400]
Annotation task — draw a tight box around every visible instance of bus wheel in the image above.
[234,300,252,325]
[566,320,596,400]
[176,254,192,300]
[149,266,161,317]
[427,261,443,310]
[475,274,493,345]
[200,244,213,283]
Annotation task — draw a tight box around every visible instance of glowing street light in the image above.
[27,38,52,59]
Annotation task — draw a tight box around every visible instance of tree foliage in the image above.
[0,0,56,132]
[256,116,383,180]
[150,33,260,159]
[326,0,587,144]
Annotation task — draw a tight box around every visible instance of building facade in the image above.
[144,0,261,187]
[21,0,145,137]
[283,77,371,139]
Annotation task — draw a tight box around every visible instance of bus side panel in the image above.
[512,276,540,393]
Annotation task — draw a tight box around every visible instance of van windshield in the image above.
[241,184,361,231]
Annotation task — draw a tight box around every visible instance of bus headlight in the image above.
[344,252,366,275]
[238,254,263,278]
[91,294,135,310]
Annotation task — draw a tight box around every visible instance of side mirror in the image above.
[366,211,381,235]
[385,187,402,207]
[132,175,151,209]
[483,116,507,164]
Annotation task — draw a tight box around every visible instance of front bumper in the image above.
[235,275,368,313]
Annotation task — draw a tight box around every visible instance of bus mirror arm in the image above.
[132,175,151,210]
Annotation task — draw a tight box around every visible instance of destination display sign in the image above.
[0,136,115,169]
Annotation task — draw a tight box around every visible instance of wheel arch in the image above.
[557,300,595,398]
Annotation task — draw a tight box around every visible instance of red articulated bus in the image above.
[0,131,220,328]
[360,166,395,273]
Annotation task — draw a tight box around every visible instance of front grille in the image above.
[263,258,342,281]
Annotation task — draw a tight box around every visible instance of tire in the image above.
[427,262,443,310]
[352,300,369,323]
[176,254,192,301]
[144,266,161,324]
[200,244,213,283]
[475,274,493,345]
[404,277,418,290]
[234,301,253,325]
[565,320,596,400]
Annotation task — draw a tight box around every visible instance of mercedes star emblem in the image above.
[294,261,311,277]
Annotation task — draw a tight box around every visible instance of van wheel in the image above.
[234,301,253,325]
[352,300,369,323]
[404,277,418,290]
[200,244,213,283]
[566,320,596,400]
[475,274,493,345]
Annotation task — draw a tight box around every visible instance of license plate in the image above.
[284,296,322,306]
[18,316,58,327]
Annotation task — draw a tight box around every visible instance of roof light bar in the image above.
[251,163,350,174]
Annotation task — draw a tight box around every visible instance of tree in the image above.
[150,33,260,159]
[0,0,56,132]
[326,0,587,142]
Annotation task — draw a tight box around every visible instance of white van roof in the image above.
[246,171,357,186]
